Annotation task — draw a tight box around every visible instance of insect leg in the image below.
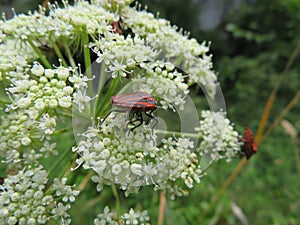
[144,110,158,129]
[128,111,144,131]
[100,109,127,125]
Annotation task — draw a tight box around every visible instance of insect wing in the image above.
[111,93,157,111]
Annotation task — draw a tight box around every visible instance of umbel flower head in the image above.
[0,0,242,223]
[0,166,79,225]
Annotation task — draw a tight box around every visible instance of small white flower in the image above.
[56,80,66,88]
[40,141,58,157]
[17,97,32,109]
[44,69,55,78]
[21,137,31,146]
[31,62,44,76]
[21,204,31,215]
[73,90,91,112]
[111,164,122,175]
[34,99,46,111]
[122,208,138,225]
[51,202,71,217]
[63,86,74,95]
[0,208,9,217]
[38,114,56,135]
[7,216,18,225]
[94,206,117,225]
[48,99,58,108]
[56,66,70,80]
[130,164,142,176]
[58,96,72,108]
[99,149,110,159]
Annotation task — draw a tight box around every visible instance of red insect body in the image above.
[101,92,157,131]
[110,18,134,38]
[111,92,157,112]
[111,20,123,35]
[241,127,258,159]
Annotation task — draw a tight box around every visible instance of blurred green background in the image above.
[1,0,299,224]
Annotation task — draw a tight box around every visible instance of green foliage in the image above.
[213,0,300,224]
[137,0,300,224]
[217,0,300,127]
[136,0,201,33]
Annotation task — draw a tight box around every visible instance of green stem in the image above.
[47,141,75,180]
[63,42,77,70]
[93,64,108,116]
[82,31,94,97]
[172,54,184,67]
[197,158,248,222]
[50,37,68,67]
[155,129,200,139]
[95,78,121,119]
[27,39,52,69]
[111,184,121,219]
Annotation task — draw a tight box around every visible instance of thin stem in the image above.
[63,42,77,70]
[172,53,184,67]
[95,77,121,118]
[256,40,300,144]
[260,91,300,143]
[197,157,248,222]
[82,31,94,97]
[42,0,50,8]
[155,129,199,138]
[27,39,52,69]
[94,64,110,117]
[111,184,121,219]
[50,37,68,67]
[292,136,300,185]
[47,142,74,178]
[157,191,166,225]
[211,158,247,203]
[78,171,93,191]
[87,195,105,208]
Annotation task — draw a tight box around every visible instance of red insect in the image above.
[101,92,157,131]
[110,18,134,38]
[241,127,258,159]
[111,20,123,35]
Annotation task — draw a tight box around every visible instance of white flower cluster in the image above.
[94,206,150,225]
[122,6,217,97]
[74,114,201,198]
[95,38,157,78]
[195,110,241,162]
[50,1,114,35]
[0,166,79,225]
[0,1,242,221]
[131,61,189,111]
[0,62,88,166]
[0,40,36,72]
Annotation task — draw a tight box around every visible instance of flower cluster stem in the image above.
[82,31,93,97]
[157,190,166,225]
[63,42,77,70]
[111,184,121,220]
[95,77,121,119]
[27,39,52,69]
[197,157,247,222]
[47,141,76,184]
[50,37,68,67]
